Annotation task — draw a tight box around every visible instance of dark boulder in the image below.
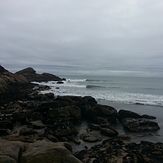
[118,109,142,122]
[81,104,117,124]
[47,105,81,122]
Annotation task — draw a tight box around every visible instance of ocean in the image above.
[34,75,163,107]
[34,75,163,145]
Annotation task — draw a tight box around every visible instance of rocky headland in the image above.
[0,65,163,163]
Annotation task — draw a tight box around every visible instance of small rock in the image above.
[100,128,118,137]
[80,132,102,142]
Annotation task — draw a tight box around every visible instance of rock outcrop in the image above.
[118,110,160,132]
[16,67,63,82]
[0,65,30,104]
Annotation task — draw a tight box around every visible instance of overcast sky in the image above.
[1,0,163,77]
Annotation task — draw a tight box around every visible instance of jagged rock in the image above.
[122,118,160,132]
[21,140,82,163]
[75,138,144,163]
[52,127,78,138]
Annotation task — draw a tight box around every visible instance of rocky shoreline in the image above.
[0,65,163,163]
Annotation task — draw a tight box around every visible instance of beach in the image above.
[1,66,163,162]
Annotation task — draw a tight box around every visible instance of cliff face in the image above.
[16,67,63,82]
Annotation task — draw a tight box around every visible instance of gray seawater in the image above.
[35,75,163,107]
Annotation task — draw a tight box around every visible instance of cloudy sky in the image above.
[1,0,163,77]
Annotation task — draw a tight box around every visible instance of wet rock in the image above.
[118,134,131,141]
[69,136,81,145]
[52,127,78,138]
[89,124,101,130]
[47,105,81,122]
[80,132,102,142]
[122,118,160,132]
[82,104,117,124]
[118,109,142,122]
[100,127,118,137]
[142,114,156,119]
[82,96,97,106]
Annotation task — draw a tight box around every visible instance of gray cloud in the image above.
[1,0,163,77]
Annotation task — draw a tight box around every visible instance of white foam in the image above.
[33,79,163,107]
